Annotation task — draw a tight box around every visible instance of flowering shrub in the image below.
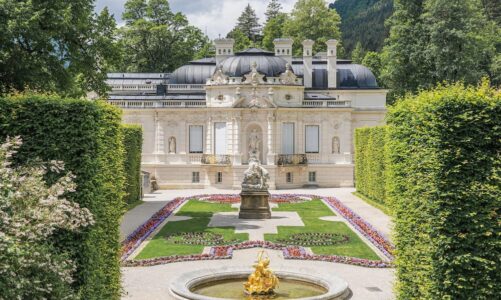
[165,232,240,245]
[277,232,350,246]
[0,137,94,299]
[121,194,395,267]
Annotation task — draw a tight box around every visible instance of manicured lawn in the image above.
[264,199,380,260]
[136,198,380,261]
[135,200,248,259]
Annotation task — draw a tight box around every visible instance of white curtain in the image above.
[305,125,319,153]
[214,122,227,155]
[281,123,295,154]
[189,125,203,153]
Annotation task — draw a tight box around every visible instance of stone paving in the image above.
[208,211,304,240]
[120,188,395,300]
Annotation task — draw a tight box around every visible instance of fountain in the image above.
[169,251,351,299]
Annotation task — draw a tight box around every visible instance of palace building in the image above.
[106,38,387,189]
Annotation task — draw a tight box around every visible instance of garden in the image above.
[121,194,394,268]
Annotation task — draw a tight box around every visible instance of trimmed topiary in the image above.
[354,126,387,205]
[0,94,125,299]
[386,82,501,299]
[121,124,143,206]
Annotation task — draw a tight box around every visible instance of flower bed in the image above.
[123,240,392,268]
[277,232,350,246]
[121,193,394,266]
[165,232,240,246]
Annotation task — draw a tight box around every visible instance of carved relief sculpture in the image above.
[332,136,340,154]
[248,129,261,157]
[209,65,228,85]
[244,62,265,86]
[168,136,176,154]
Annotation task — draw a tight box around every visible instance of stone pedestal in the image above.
[239,190,271,219]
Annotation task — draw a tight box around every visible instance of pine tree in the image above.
[351,42,365,64]
[236,4,261,42]
[265,0,282,22]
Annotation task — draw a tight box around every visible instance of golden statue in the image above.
[244,250,279,295]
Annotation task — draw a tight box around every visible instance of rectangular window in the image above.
[216,172,223,184]
[281,123,295,155]
[192,172,200,183]
[286,172,293,183]
[308,171,317,182]
[214,122,227,155]
[305,125,319,153]
[189,125,203,153]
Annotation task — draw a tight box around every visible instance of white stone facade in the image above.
[107,38,386,189]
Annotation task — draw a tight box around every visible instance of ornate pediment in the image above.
[208,65,228,85]
[243,62,266,86]
[233,87,277,108]
[279,63,297,85]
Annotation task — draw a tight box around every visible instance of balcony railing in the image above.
[201,154,232,165]
[302,100,351,107]
[107,100,206,108]
[276,154,308,166]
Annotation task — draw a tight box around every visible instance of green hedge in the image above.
[386,83,501,299]
[0,95,125,299]
[354,126,387,205]
[122,124,143,206]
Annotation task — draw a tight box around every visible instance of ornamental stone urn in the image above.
[239,153,271,219]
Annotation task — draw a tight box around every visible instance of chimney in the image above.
[273,38,293,64]
[214,38,235,65]
[302,39,314,88]
[326,39,338,89]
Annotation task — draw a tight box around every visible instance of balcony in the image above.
[201,154,232,165]
[276,154,308,166]
[107,100,206,109]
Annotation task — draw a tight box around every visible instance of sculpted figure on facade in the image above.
[279,63,297,85]
[244,62,265,86]
[210,65,228,85]
[249,129,261,157]
[168,136,176,153]
[242,154,269,191]
[332,136,340,154]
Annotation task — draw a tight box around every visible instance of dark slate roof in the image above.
[292,63,378,89]
[168,48,379,88]
[169,63,216,84]
[220,48,289,77]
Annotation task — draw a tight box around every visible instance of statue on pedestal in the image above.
[242,154,269,192]
[239,153,271,219]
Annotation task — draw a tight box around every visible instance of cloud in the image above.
[94,0,297,38]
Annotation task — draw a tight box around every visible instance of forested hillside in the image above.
[330,0,393,55]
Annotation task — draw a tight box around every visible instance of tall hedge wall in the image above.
[354,126,387,204]
[386,83,501,299]
[0,95,125,299]
[122,124,143,206]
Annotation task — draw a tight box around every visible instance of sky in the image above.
[94,0,297,39]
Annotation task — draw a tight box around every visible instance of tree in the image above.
[380,0,431,97]
[226,28,252,52]
[284,0,342,56]
[381,0,497,99]
[262,13,289,51]
[362,51,383,85]
[0,137,94,299]
[235,4,262,42]
[0,1,121,97]
[424,0,496,86]
[119,0,210,72]
[351,42,365,64]
[265,0,283,22]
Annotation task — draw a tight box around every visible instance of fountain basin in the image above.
[170,267,350,300]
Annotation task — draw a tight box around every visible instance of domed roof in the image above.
[169,58,216,85]
[219,48,290,78]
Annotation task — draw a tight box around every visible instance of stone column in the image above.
[232,116,242,165]
[205,115,212,154]
[266,112,276,165]
[153,112,165,162]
